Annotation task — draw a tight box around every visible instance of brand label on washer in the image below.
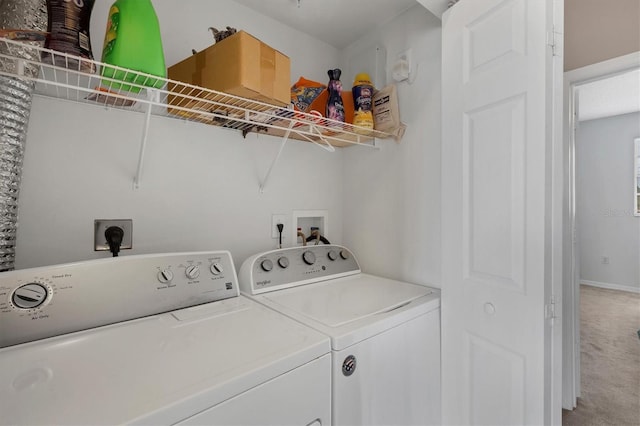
[342,355,356,376]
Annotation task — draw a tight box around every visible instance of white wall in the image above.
[341,6,442,287]
[576,112,640,292]
[16,0,343,270]
[15,1,444,282]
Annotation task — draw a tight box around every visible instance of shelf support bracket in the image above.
[259,121,295,193]
[133,89,158,189]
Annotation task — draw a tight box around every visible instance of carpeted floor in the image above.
[562,285,640,426]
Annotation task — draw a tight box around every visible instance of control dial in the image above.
[340,250,350,260]
[12,283,48,309]
[157,269,174,284]
[260,259,274,272]
[210,263,223,275]
[277,256,289,269]
[327,250,338,261]
[185,265,200,279]
[302,250,316,265]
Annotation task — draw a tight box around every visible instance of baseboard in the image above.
[580,280,640,294]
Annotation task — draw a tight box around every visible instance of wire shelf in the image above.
[0,37,391,148]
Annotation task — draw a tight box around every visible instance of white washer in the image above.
[239,245,441,426]
[0,251,331,425]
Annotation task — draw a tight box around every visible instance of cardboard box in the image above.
[168,31,290,107]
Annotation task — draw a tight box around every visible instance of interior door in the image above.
[441,0,561,424]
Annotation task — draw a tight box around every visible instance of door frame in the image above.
[562,51,640,410]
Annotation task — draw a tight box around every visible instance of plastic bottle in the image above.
[100,0,166,93]
[43,0,96,73]
[352,73,374,132]
[326,68,345,125]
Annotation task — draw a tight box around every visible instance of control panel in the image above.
[0,251,238,348]
[238,245,360,295]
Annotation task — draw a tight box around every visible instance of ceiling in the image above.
[232,0,424,49]
[577,68,640,121]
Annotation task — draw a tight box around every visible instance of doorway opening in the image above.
[563,53,640,422]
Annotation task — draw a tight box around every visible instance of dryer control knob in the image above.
[260,259,274,272]
[277,256,290,269]
[210,263,223,275]
[327,250,338,261]
[302,250,316,265]
[158,269,174,284]
[340,249,350,260]
[185,265,200,279]
[12,283,48,309]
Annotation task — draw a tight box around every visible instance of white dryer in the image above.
[0,251,331,425]
[239,245,441,426]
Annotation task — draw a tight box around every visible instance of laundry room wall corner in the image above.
[341,4,442,287]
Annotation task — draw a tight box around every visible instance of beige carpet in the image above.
[562,285,640,426]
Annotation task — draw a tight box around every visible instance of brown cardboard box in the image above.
[168,31,290,107]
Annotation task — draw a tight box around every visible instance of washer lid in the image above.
[0,296,330,425]
[259,274,441,350]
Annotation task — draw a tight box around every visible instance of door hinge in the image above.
[545,297,557,321]
[547,27,562,57]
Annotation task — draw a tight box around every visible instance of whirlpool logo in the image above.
[256,280,271,287]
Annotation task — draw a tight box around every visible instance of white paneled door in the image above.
[442,0,562,424]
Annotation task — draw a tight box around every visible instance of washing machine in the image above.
[0,251,331,425]
[238,245,441,426]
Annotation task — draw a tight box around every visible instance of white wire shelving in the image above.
[0,37,392,190]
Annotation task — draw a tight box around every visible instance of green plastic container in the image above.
[100,0,166,93]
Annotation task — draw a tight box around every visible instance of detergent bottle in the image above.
[351,73,374,132]
[43,0,96,73]
[326,68,345,125]
[101,0,165,92]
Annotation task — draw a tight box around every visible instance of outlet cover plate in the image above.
[94,219,133,251]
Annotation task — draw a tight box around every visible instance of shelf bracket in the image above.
[133,89,158,189]
[308,126,336,152]
[259,121,296,193]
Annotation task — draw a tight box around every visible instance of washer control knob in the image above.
[302,250,316,265]
[210,263,223,275]
[327,250,338,261]
[340,250,350,260]
[12,283,48,309]
[277,257,289,269]
[260,259,274,272]
[185,265,200,279]
[157,269,174,284]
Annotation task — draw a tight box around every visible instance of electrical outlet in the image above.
[94,219,133,251]
[272,214,286,239]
